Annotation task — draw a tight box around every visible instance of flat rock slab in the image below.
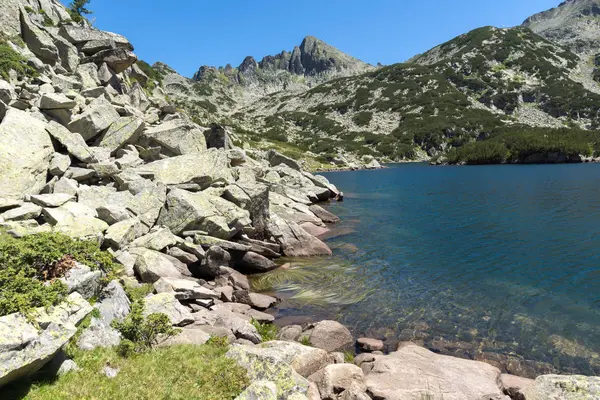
[363,344,506,400]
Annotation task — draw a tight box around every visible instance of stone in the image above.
[154,277,219,301]
[78,185,133,211]
[339,382,372,400]
[308,205,340,223]
[0,109,53,200]
[68,97,120,141]
[143,292,194,326]
[308,364,366,400]
[129,226,181,251]
[58,25,133,50]
[309,321,353,353]
[96,205,132,225]
[96,116,145,154]
[364,344,507,400]
[268,215,332,257]
[167,247,198,265]
[30,193,74,208]
[234,291,278,310]
[213,308,262,344]
[60,263,103,300]
[75,63,101,90]
[157,189,246,239]
[43,206,109,239]
[54,36,79,73]
[0,79,16,104]
[224,182,270,239]
[159,328,211,347]
[263,341,330,378]
[267,149,301,171]
[521,374,600,400]
[1,203,42,221]
[139,119,207,156]
[226,342,313,398]
[52,177,79,197]
[104,218,145,249]
[198,246,232,278]
[46,120,96,163]
[39,93,76,109]
[49,153,71,176]
[102,365,120,378]
[205,123,232,150]
[84,48,137,74]
[56,359,79,376]
[0,198,22,212]
[235,380,278,400]
[130,247,183,283]
[77,319,122,351]
[20,8,59,64]
[94,281,131,326]
[133,150,234,186]
[236,251,278,273]
[279,325,303,342]
[0,293,92,387]
[357,338,384,352]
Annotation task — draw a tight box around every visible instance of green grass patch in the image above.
[5,345,249,400]
[251,319,278,342]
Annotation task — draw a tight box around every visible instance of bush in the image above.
[352,111,373,127]
[0,232,118,317]
[0,40,37,79]
[113,299,179,354]
[251,319,278,342]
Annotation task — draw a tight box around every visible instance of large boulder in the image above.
[268,215,332,257]
[20,7,59,64]
[45,121,97,163]
[58,25,133,50]
[130,247,183,283]
[67,97,120,141]
[0,293,92,387]
[138,119,207,156]
[95,116,145,154]
[83,48,137,74]
[224,182,270,239]
[59,263,103,299]
[132,149,234,186]
[260,341,330,378]
[205,123,232,150]
[267,149,301,171]
[154,277,219,301]
[226,343,310,398]
[143,292,193,326]
[521,374,600,399]
[0,109,53,200]
[308,364,366,400]
[157,189,250,239]
[363,344,507,400]
[42,205,109,239]
[309,320,353,353]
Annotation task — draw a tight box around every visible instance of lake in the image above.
[259,163,600,377]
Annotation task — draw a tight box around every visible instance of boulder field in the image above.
[0,1,599,399]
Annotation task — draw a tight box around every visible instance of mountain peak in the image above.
[193,36,371,84]
[523,0,600,53]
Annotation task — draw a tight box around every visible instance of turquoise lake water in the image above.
[264,163,600,376]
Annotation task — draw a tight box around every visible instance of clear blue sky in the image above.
[63,0,560,78]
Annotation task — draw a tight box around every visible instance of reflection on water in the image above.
[256,163,600,377]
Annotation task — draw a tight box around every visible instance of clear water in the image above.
[261,163,600,377]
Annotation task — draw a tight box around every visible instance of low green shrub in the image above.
[113,299,179,355]
[251,319,278,342]
[0,40,37,79]
[0,232,118,317]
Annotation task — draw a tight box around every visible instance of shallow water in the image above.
[261,163,600,377]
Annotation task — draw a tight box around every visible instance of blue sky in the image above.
[64,0,560,78]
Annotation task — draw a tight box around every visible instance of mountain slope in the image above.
[523,0,600,54]
[228,26,600,164]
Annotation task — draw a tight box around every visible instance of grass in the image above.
[5,345,249,400]
[251,319,278,342]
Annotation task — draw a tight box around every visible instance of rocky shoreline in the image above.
[0,1,600,399]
